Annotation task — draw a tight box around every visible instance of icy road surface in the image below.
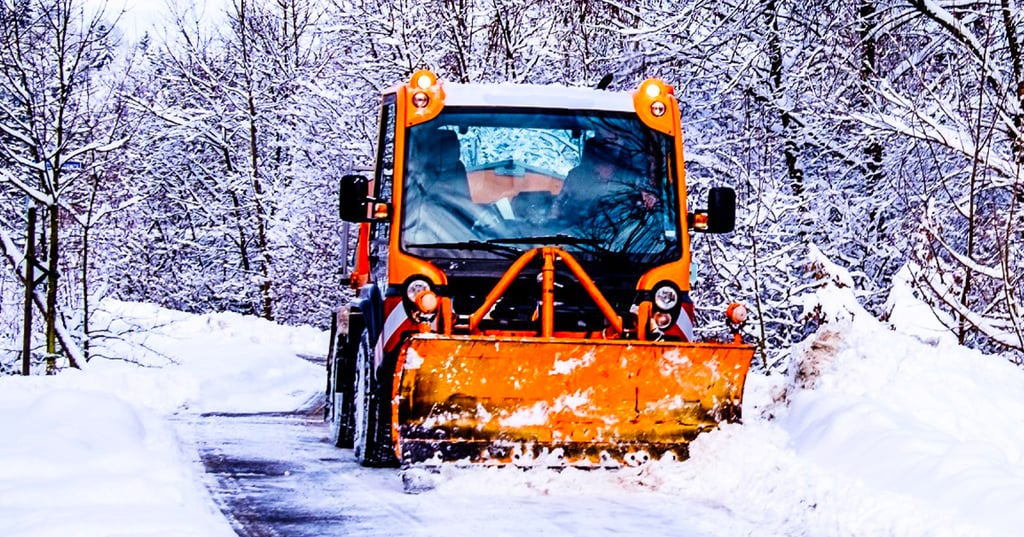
[181,407,757,537]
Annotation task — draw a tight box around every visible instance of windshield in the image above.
[400,108,681,265]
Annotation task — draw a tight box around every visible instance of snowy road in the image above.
[181,407,758,537]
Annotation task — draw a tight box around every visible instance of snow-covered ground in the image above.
[3,261,1024,536]
[0,303,325,537]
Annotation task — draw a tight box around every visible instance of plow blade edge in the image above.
[395,335,754,466]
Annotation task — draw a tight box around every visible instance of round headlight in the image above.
[650,101,667,117]
[652,311,674,329]
[406,278,432,302]
[653,285,679,310]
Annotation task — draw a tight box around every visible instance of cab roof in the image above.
[436,82,635,113]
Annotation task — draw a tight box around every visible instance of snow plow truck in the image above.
[326,70,754,468]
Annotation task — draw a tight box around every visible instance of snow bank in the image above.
[0,384,235,537]
[0,300,326,537]
[85,299,325,414]
[778,315,1024,535]
[760,250,1024,536]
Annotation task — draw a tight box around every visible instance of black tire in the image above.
[330,311,362,448]
[353,330,399,467]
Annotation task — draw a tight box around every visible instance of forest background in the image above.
[1,0,1022,374]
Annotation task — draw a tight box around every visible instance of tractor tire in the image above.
[352,330,399,467]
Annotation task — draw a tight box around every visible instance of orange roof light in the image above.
[405,69,445,126]
[644,80,662,98]
[413,70,436,90]
[633,78,676,135]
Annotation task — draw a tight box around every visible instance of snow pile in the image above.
[85,299,325,414]
[0,299,325,537]
[773,249,1024,536]
[0,388,231,537]
[665,317,1018,537]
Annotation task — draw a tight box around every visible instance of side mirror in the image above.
[690,187,736,234]
[706,187,736,233]
[339,175,371,222]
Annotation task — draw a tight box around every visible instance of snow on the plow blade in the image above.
[395,334,754,466]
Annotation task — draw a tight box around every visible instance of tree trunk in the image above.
[23,207,36,375]
[765,0,804,197]
[45,203,59,373]
[859,0,885,241]
[238,0,275,321]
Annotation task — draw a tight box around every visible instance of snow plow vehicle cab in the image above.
[327,70,754,468]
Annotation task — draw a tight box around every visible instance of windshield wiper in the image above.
[487,234,602,246]
[405,240,523,258]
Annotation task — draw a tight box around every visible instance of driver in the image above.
[551,136,656,224]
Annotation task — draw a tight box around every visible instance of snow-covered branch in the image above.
[0,227,85,369]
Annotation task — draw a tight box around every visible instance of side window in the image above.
[370,96,397,283]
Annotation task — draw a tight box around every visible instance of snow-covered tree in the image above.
[853,1,1024,355]
[112,0,349,326]
[4,0,1020,375]
[0,0,128,370]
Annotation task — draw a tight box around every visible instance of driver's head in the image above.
[581,137,620,180]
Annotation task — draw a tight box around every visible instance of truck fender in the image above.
[354,283,385,345]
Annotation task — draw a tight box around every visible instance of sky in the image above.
[2,253,1024,536]
[92,0,229,41]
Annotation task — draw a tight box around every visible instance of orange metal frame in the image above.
[467,247,624,337]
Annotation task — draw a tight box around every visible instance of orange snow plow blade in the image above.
[395,335,754,467]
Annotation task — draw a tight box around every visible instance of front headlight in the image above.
[653,284,679,311]
[406,278,431,302]
[405,277,439,316]
[652,311,674,329]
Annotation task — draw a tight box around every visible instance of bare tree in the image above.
[115,0,350,325]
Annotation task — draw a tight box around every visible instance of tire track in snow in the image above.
[181,399,749,537]
[185,407,426,537]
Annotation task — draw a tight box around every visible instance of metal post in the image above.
[340,221,350,274]
[22,207,36,376]
[45,203,58,374]
[540,248,556,338]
